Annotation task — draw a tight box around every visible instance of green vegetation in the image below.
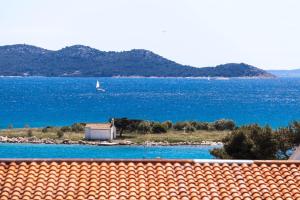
[112,118,233,143]
[27,129,33,137]
[151,123,167,133]
[0,120,230,144]
[2,118,300,160]
[114,118,235,134]
[211,122,300,160]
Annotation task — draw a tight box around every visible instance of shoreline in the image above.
[0,136,222,147]
[0,75,275,79]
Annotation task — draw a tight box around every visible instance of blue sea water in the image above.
[1,77,300,128]
[0,143,215,159]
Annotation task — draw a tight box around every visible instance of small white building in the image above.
[85,121,116,141]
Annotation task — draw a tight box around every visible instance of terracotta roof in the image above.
[0,159,300,200]
[85,123,111,129]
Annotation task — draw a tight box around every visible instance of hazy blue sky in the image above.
[0,0,299,69]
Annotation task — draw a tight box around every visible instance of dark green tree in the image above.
[213,119,235,130]
[194,122,209,130]
[162,121,173,130]
[151,123,167,134]
[61,126,72,132]
[137,121,151,134]
[211,124,277,159]
[114,118,142,137]
[71,123,85,132]
[173,122,189,131]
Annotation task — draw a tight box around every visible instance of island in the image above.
[0,44,275,78]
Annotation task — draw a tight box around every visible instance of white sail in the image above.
[96,80,105,92]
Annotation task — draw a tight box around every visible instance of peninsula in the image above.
[0,44,274,78]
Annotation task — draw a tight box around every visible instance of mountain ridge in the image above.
[0,44,275,78]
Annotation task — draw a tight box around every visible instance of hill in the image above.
[0,44,274,77]
[268,69,300,77]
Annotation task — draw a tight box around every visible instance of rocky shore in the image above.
[0,136,222,146]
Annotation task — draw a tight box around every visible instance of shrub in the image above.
[71,123,85,132]
[213,119,235,131]
[151,123,167,133]
[190,121,198,128]
[185,124,196,132]
[173,122,189,131]
[57,130,64,138]
[208,123,216,131]
[27,129,33,137]
[211,124,277,159]
[114,118,142,137]
[194,122,209,130]
[137,121,151,134]
[162,121,173,129]
[61,126,72,132]
[42,128,47,133]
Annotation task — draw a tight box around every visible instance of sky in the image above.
[0,0,299,70]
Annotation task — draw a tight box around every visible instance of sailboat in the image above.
[96,80,105,92]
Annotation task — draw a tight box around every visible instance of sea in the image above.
[0,143,215,159]
[1,77,300,129]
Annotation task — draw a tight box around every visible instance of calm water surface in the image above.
[1,77,300,128]
[0,143,215,159]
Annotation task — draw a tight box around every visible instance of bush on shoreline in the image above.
[211,121,300,160]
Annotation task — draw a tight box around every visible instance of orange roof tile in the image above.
[0,159,300,199]
[85,123,111,129]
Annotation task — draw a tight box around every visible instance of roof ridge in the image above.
[0,158,299,164]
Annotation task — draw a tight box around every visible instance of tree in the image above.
[137,121,151,134]
[151,123,167,134]
[71,123,85,132]
[211,124,277,159]
[162,121,172,130]
[173,122,189,131]
[194,122,209,130]
[42,126,53,133]
[61,126,72,132]
[185,124,196,132]
[114,118,142,137]
[213,119,235,131]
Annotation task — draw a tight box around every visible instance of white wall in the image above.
[111,126,116,139]
[85,128,113,140]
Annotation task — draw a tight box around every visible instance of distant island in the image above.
[0,44,275,78]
